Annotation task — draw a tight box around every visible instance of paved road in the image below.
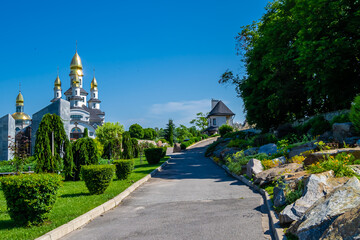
[63,139,272,240]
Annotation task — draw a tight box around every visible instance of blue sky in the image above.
[0,0,269,129]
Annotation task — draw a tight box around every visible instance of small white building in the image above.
[204,99,235,135]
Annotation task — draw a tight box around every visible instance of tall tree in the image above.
[129,123,144,139]
[164,119,175,146]
[122,132,133,159]
[190,112,208,131]
[95,122,124,159]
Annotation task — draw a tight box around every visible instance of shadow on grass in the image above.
[0,219,18,230]
[60,192,90,198]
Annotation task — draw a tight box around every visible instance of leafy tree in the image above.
[71,138,98,181]
[220,0,360,131]
[176,125,193,142]
[34,114,73,174]
[190,112,208,131]
[164,119,175,146]
[143,128,156,140]
[122,132,133,159]
[129,123,144,139]
[83,128,88,138]
[95,122,124,159]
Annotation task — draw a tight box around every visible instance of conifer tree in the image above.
[71,137,98,180]
[83,128,88,138]
[34,114,73,174]
[122,132,133,159]
[165,119,175,146]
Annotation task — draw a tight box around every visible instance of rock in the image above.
[173,143,181,153]
[273,156,286,165]
[288,142,317,158]
[318,131,333,142]
[288,177,360,240]
[320,205,360,240]
[332,122,355,143]
[344,136,360,146]
[253,163,303,186]
[156,141,163,147]
[246,158,263,178]
[350,165,360,175]
[303,147,360,166]
[258,143,278,155]
[276,123,295,139]
[273,185,287,207]
[220,148,240,159]
[279,171,348,224]
[244,147,258,156]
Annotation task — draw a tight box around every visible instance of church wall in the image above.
[31,99,70,154]
[0,114,15,160]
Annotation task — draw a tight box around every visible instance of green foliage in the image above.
[205,140,222,157]
[226,152,269,175]
[83,128,88,138]
[307,152,357,177]
[131,138,140,158]
[309,116,331,136]
[34,114,72,174]
[350,95,360,133]
[81,165,115,195]
[143,128,156,140]
[0,173,62,226]
[164,119,175,146]
[95,122,124,159]
[129,123,144,139]
[285,180,304,205]
[113,160,134,180]
[227,139,250,148]
[220,0,360,131]
[93,138,104,158]
[180,137,201,150]
[190,112,208,131]
[331,113,350,125]
[71,138,99,181]
[219,124,233,137]
[176,124,194,142]
[122,132,133,159]
[276,139,290,157]
[144,148,163,164]
[251,133,277,147]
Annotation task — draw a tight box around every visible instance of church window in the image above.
[57,92,59,97]
[213,118,216,126]
[75,101,78,106]
[71,115,82,120]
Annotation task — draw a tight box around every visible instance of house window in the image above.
[213,118,216,126]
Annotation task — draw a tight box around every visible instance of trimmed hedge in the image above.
[144,148,163,164]
[113,160,134,180]
[180,137,202,150]
[0,173,62,226]
[81,165,115,195]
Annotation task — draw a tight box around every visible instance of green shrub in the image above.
[251,133,277,147]
[71,137,98,181]
[161,147,167,158]
[181,139,195,149]
[219,125,233,137]
[131,138,140,158]
[129,123,144,139]
[201,134,208,140]
[0,173,62,226]
[309,115,331,136]
[144,148,163,164]
[81,165,115,194]
[350,95,360,133]
[331,113,350,125]
[122,132,133,159]
[227,138,250,148]
[113,160,134,180]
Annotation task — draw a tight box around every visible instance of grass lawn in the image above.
[0,157,168,240]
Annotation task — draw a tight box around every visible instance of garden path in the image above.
[62,139,272,240]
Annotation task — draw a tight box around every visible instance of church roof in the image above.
[64,87,88,96]
[88,98,101,103]
[70,52,82,69]
[207,101,235,117]
[12,112,31,121]
[16,92,24,106]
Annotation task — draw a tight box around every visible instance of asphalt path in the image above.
[62,139,272,240]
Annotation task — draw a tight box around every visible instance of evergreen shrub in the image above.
[330,113,350,125]
[144,148,163,164]
[0,173,62,226]
[131,138,140,158]
[71,138,98,181]
[350,96,360,133]
[113,160,134,180]
[309,116,331,136]
[161,147,167,158]
[219,125,233,137]
[81,165,115,194]
[122,132,133,159]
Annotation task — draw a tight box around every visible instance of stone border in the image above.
[211,158,286,240]
[36,160,169,240]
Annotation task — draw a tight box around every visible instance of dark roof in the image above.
[64,88,88,96]
[207,101,235,117]
[88,98,101,103]
[81,106,105,122]
[50,97,61,102]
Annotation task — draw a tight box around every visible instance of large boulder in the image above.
[332,122,355,143]
[320,205,360,240]
[287,177,360,240]
[288,142,317,158]
[253,163,303,186]
[273,185,287,207]
[258,143,278,155]
[246,158,263,178]
[279,171,348,224]
[173,143,181,153]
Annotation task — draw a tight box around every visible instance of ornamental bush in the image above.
[219,125,233,137]
[71,137,98,181]
[113,160,134,180]
[144,148,163,164]
[81,165,115,194]
[129,123,144,139]
[0,173,62,226]
[122,132,133,159]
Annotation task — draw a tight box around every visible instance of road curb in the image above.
[36,160,169,240]
[186,137,219,150]
[211,158,286,240]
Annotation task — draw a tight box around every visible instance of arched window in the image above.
[70,127,83,140]
[57,92,59,97]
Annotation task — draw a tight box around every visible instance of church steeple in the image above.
[88,72,101,109]
[52,70,62,102]
[12,89,31,131]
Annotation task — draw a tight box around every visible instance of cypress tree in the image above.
[34,114,73,174]
[131,138,139,158]
[165,119,175,146]
[72,138,99,181]
[122,132,133,159]
[83,128,89,138]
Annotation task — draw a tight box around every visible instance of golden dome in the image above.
[12,112,31,121]
[70,52,83,69]
[91,76,98,90]
[16,92,24,106]
[54,75,61,89]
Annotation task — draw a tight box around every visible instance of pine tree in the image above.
[83,128,88,138]
[34,114,73,174]
[165,119,175,146]
[122,132,133,159]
